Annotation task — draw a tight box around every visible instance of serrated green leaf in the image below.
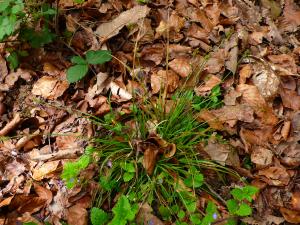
[90,207,109,225]
[123,172,134,182]
[226,199,238,214]
[236,203,252,216]
[67,64,88,83]
[109,195,138,225]
[230,188,244,201]
[71,56,87,65]
[85,50,112,65]
[242,185,259,202]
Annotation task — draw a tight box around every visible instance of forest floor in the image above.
[0,0,300,224]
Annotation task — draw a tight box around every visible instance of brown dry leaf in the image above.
[110,81,132,101]
[151,70,179,94]
[86,72,109,103]
[239,64,252,84]
[224,88,241,106]
[56,135,83,152]
[95,5,150,40]
[169,57,192,78]
[237,84,278,125]
[11,195,47,214]
[225,33,238,74]
[32,160,60,181]
[279,88,300,110]
[240,127,274,150]
[195,74,221,96]
[32,76,69,100]
[251,146,273,167]
[280,207,300,223]
[187,23,209,43]
[276,141,300,167]
[143,146,159,176]
[278,0,300,32]
[0,196,14,208]
[204,137,231,165]
[258,166,290,186]
[211,104,255,124]
[196,109,224,130]
[268,54,298,76]
[34,183,53,205]
[291,192,300,211]
[66,204,88,225]
[0,68,32,91]
[140,44,165,65]
[204,49,226,74]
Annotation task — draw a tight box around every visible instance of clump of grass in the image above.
[62,87,241,223]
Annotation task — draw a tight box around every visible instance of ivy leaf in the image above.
[90,207,109,225]
[109,195,138,225]
[123,172,134,182]
[235,202,252,216]
[71,56,87,65]
[85,50,112,65]
[67,64,89,83]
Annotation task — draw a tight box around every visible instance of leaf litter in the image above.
[0,0,300,224]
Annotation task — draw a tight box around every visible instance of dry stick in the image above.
[0,113,21,136]
[15,129,40,150]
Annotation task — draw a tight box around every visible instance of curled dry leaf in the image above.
[258,166,290,186]
[140,44,165,65]
[34,183,53,205]
[95,5,150,40]
[143,146,159,176]
[278,0,300,32]
[225,33,238,74]
[32,76,69,100]
[151,70,179,94]
[268,54,298,76]
[251,146,273,167]
[276,141,300,167]
[169,57,192,78]
[32,160,60,181]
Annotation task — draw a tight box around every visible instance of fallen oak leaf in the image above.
[32,160,60,181]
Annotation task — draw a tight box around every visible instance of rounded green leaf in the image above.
[71,56,87,64]
[67,64,88,83]
[123,172,134,182]
[85,50,112,65]
[236,202,252,216]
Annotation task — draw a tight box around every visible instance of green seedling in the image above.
[67,50,112,83]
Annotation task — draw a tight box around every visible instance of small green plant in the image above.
[0,0,25,41]
[61,154,90,188]
[67,50,112,83]
[91,195,138,225]
[225,185,259,224]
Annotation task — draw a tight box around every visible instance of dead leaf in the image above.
[151,70,179,94]
[225,33,238,74]
[239,64,252,84]
[278,0,300,32]
[143,146,159,176]
[204,137,231,165]
[251,146,273,167]
[34,183,53,205]
[0,56,8,82]
[258,166,290,186]
[110,81,132,101]
[205,49,226,74]
[169,57,192,78]
[67,204,88,225]
[268,54,298,75]
[196,109,224,130]
[32,161,60,181]
[0,196,14,208]
[280,207,300,223]
[211,104,255,124]
[276,141,300,167]
[95,5,150,40]
[195,74,221,96]
[0,113,22,136]
[32,76,69,100]
[279,88,300,110]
